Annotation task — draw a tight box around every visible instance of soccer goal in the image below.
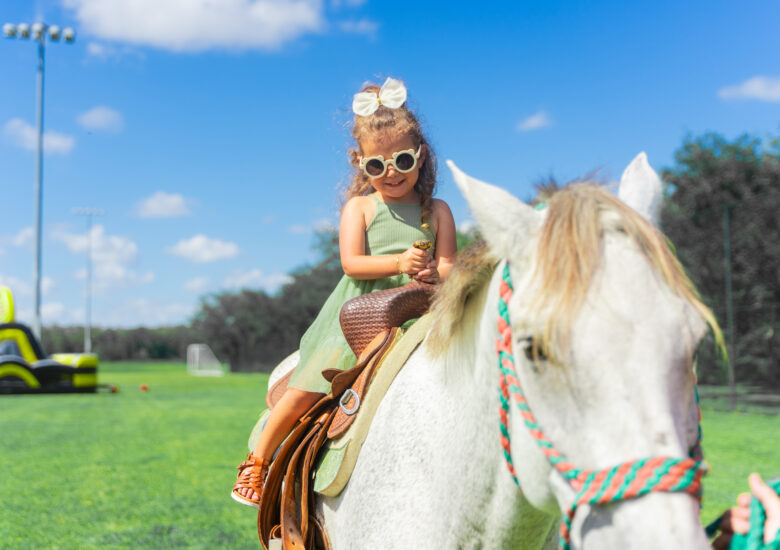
[187,343,227,376]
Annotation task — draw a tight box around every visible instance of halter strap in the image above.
[496,262,708,550]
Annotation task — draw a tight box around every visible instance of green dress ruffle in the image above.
[287,195,435,394]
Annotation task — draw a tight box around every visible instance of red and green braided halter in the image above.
[496,262,708,550]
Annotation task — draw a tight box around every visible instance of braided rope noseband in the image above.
[496,262,708,550]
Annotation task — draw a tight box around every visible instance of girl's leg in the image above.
[236,387,323,501]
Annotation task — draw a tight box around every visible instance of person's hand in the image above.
[414,259,440,283]
[712,474,780,549]
[751,473,780,544]
[397,247,429,276]
[713,492,752,550]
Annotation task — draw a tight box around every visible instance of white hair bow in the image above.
[352,77,407,117]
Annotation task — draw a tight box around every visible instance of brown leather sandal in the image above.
[231,453,270,509]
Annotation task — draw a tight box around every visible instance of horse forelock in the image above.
[428,183,724,365]
[529,182,724,362]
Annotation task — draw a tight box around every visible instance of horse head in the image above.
[447,154,719,549]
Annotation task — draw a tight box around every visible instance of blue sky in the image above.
[1,0,778,328]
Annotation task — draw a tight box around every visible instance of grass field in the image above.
[0,362,777,549]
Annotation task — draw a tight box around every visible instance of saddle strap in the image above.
[258,396,332,549]
[258,397,336,550]
[280,409,337,550]
[327,327,400,439]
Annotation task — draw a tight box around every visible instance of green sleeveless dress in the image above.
[287,195,435,394]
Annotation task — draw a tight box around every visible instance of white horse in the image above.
[271,153,720,549]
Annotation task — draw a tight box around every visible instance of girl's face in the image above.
[359,132,425,203]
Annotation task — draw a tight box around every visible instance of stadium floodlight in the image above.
[3,21,75,339]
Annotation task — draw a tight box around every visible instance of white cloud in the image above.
[1,227,34,247]
[134,191,191,218]
[14,302,68,325]
[185,276,210,293]
[86,41,111,58]
[11,227,34,247]
[85,41,146,62]
[0,275,32,297]
[3,118,75,154]
[77,105,124,132]
[168,234,239,263]
[53,225,154,291]
[74,265,154,290]
[718,76,780,102]
[288,224,310,234]
[332,0,366,7]
[223,269,292,292]
[64,0,325,52]
[96,298,196,327]
[288,218,336,234]
[338,19,378,37]
[457,219,477,234]
[516,111,552,132]
[0,275,54,297]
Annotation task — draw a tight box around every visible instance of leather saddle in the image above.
[257,280,435,550]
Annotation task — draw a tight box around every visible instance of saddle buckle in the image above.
[339,388,360,416]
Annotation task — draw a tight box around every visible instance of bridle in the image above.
[495,262,707,550]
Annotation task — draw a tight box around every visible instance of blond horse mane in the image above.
[427,240,497,357]
[428,183,725,363]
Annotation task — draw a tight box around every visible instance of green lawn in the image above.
[0,362,777,548]
[0,362,266,549]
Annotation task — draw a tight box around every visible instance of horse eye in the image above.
[520,337,546,362]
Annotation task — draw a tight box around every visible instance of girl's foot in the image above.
[231,453,270,509]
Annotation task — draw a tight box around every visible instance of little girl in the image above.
[231,77,457,508]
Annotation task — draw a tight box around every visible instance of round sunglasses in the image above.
[359,145,422,178]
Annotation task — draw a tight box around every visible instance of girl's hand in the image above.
[398,247,429,276]
[414,259,440,283]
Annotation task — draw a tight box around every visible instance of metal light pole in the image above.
[3,22,76,339]
[73,207,103,354]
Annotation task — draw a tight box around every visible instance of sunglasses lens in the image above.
[394,152,415,172]
[365,159,385,177]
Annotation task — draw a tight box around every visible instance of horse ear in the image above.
[447,160,541,258]
[617,152,663,226]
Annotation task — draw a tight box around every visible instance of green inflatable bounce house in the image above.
[0,286,99,394]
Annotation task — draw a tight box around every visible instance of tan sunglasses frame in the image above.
[359,145,422,178]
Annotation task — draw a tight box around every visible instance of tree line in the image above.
[661,132,778,388]
[39,131,779,387]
